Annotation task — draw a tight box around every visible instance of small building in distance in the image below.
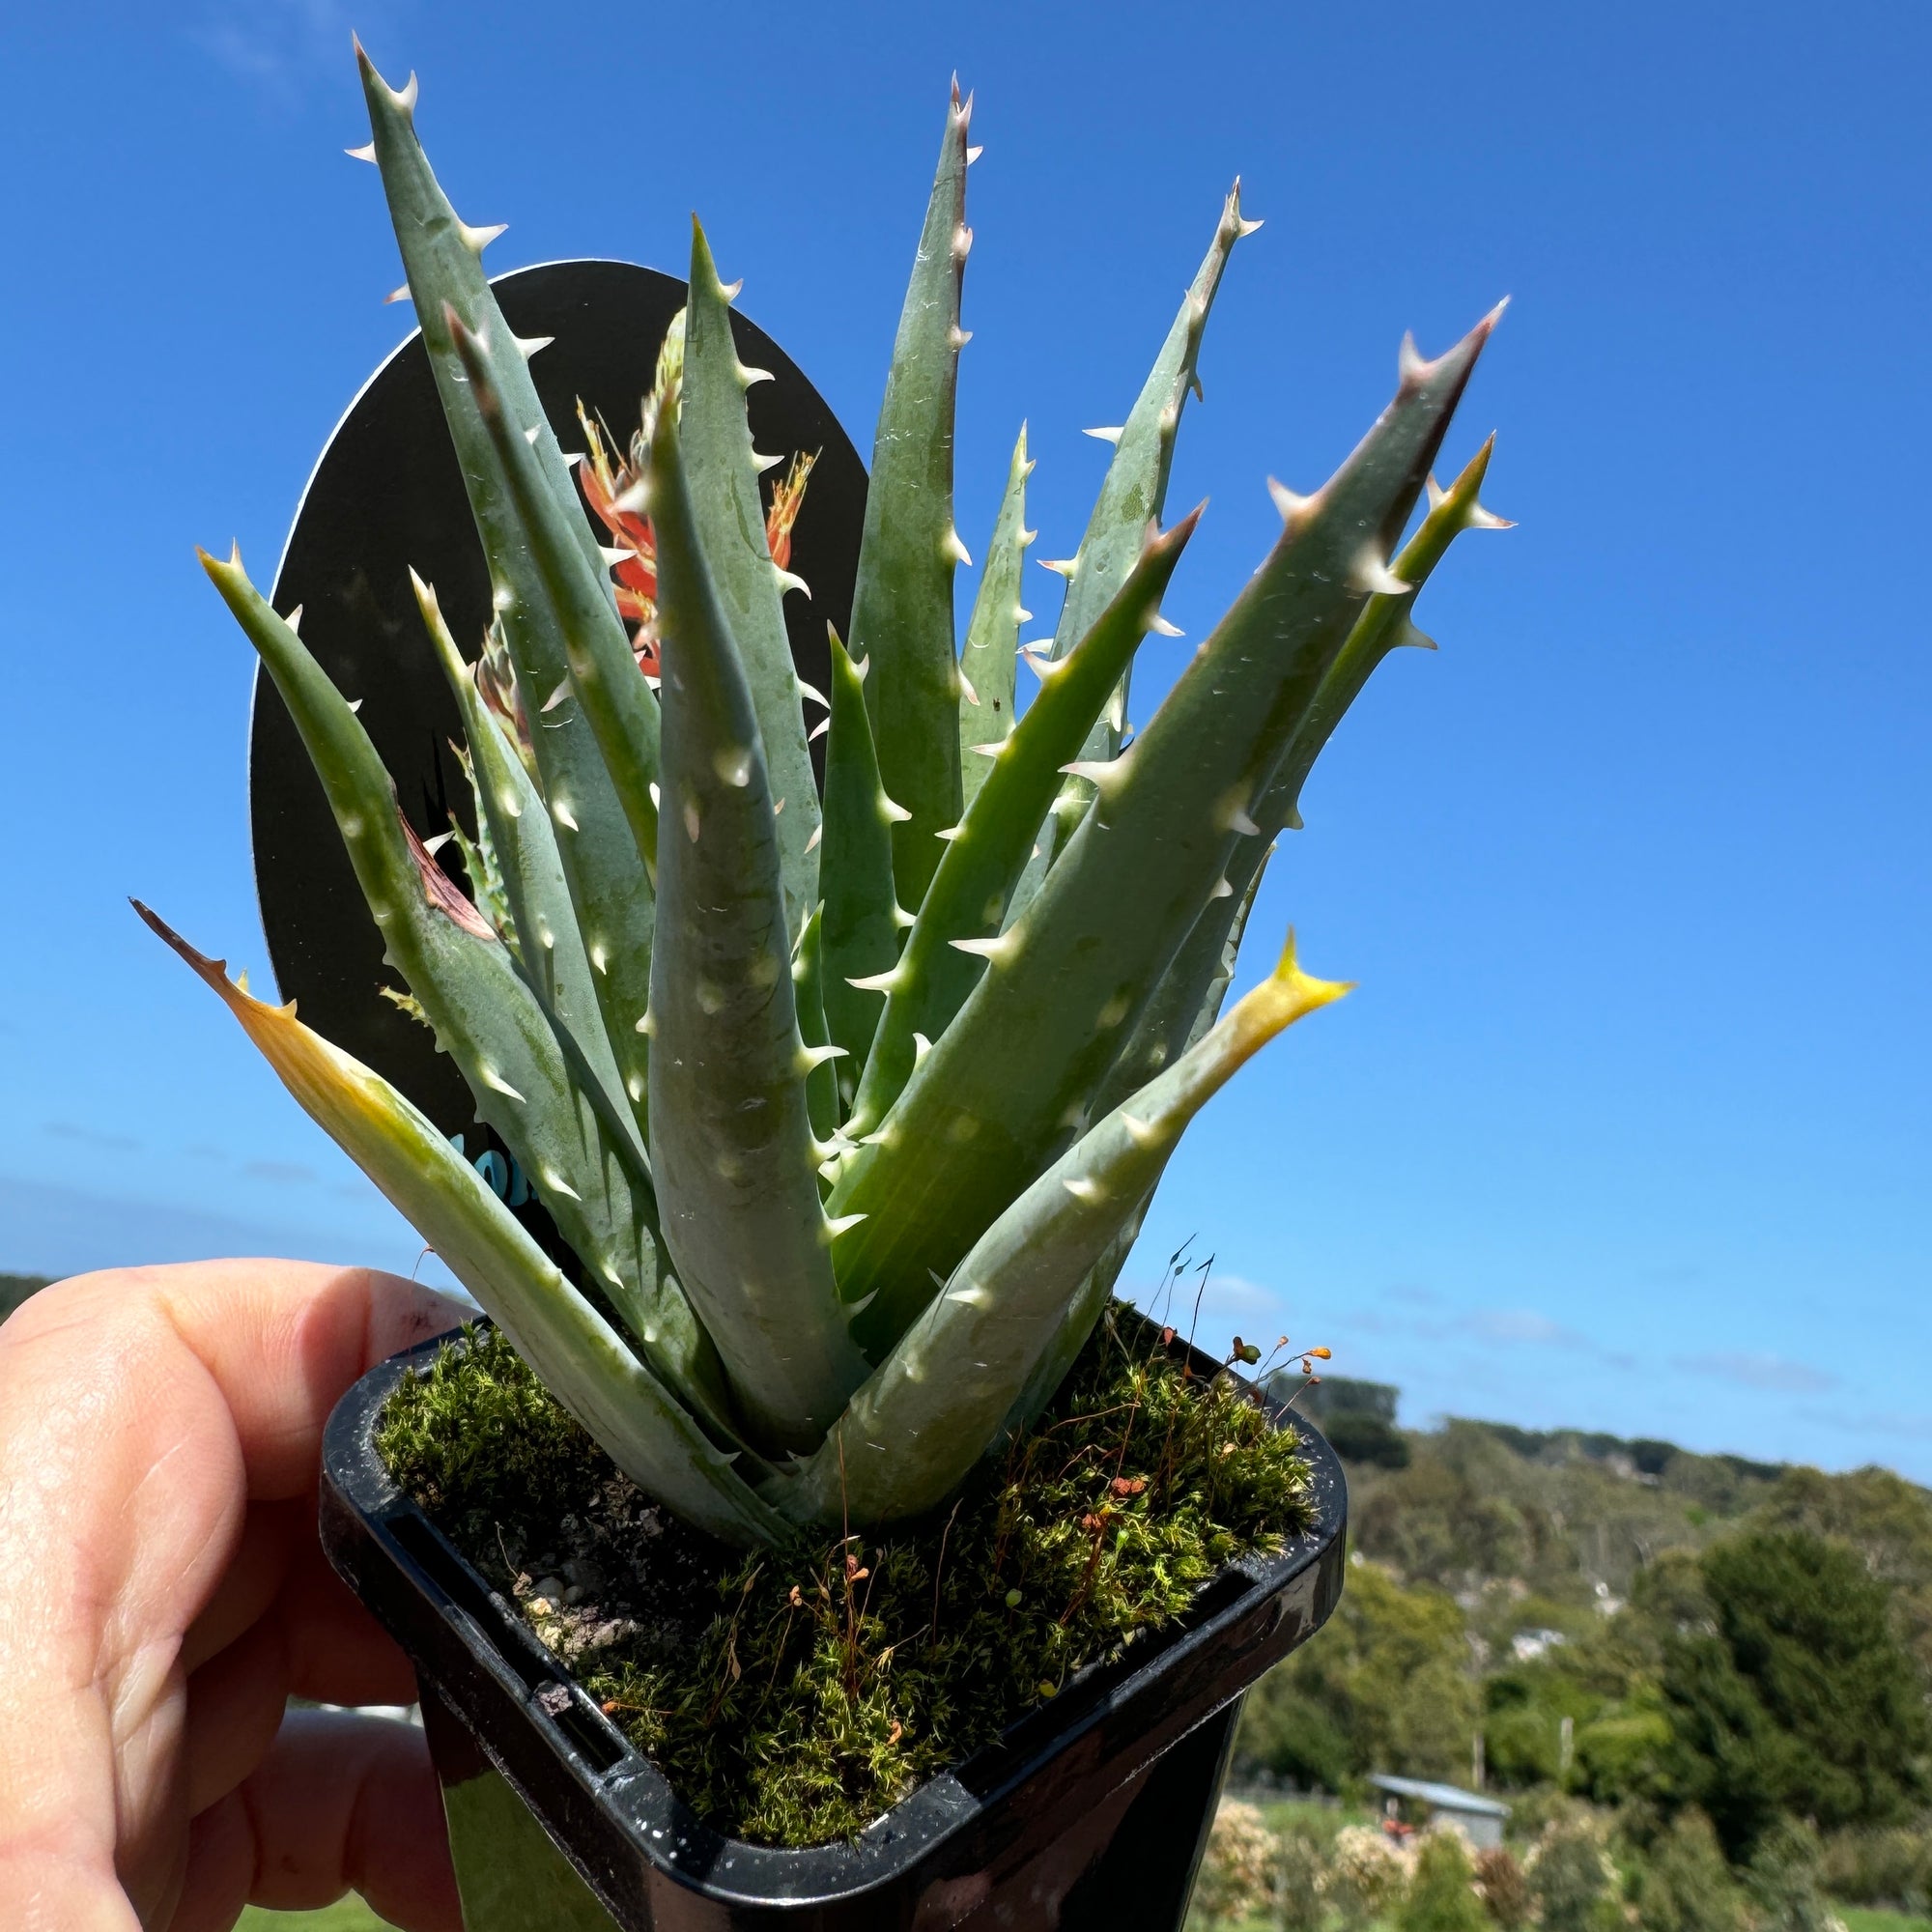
[1368,1774,1511,1851]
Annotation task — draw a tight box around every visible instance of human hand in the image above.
[0,1259,469,1930]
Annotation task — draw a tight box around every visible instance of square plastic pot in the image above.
[319,1324,1348,1930]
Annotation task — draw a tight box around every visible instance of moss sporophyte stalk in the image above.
[379,1308,1315,1847]
[134,27,1501,1823]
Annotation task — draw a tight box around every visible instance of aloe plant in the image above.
[142,47,1507,1549]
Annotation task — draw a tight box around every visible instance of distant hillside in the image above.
[1238,1372,1932,1841]
[1268,1370,1800,1609]
[1346,1414,1793,1610]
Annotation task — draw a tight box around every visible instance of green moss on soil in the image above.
[378,1304,1315,1849]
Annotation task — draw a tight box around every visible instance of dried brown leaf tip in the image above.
[401,808,496,940]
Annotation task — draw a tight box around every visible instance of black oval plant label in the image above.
[251,260,866,1143]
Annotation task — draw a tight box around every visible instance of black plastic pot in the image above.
[320,1325,1348,1931]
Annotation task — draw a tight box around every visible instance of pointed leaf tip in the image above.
[133,898,293,1019]
[353,45,419,110]
[1268,927,1353,1015]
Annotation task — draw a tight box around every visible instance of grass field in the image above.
[1840,1910,1932,1932]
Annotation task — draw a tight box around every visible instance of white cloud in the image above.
[1464,1307,1565,1345]
[1799,1406,1932,1442]
[1449,1307,1637,1370]
[190,0,409,100]
[242,1159,319,1185]
[44,1120,141,1153]
[1676,1350,1837,1394]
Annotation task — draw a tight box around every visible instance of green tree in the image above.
[1571,1704,1673,1806]
[1482,1666,1605,1790]
[1239,1678,1355,1792]
[1662,1527,1930,1859]
[1399,1831,1491,1932]
[1238,1561,1477,1786]
[1755,1465,1932,1677]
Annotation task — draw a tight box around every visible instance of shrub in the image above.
[1525,1809,1621,1932]
[1473,1844,1531,1929]
[1744,1819,1845,1932]
[1277,1828,1330,1932]
[1635,1808,1744,1932]
[1817,1823,1932,1913]
[1330,1823,1413,1929]
[1399,1828,1491,1932]
[1195,1799,1278,1928]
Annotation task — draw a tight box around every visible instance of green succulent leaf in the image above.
[788,905,841,1148]
[206,550,737,1433]
[782,933,1346,1526]
[993,1211,1143,1451]
[956,424,1033,807]
[845,508,1201,1147]
[1098,435,1506,1112]
[445,311,663,873]
[646,392,868,1454]
[1008,184,1257,918]
[160,49,1513,1557]
[415,575,628,1118]
[817,628,904,1082]
[444,741,514,951]
[357,47,659,1130]
[135,898,786,1550]
[682,218,823,931]
[847,84,972,911]
[828,313,1497,1337]
[413,580,741,1434]
[355,46,607,578]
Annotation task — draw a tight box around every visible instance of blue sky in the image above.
[0,2,1924,1476]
